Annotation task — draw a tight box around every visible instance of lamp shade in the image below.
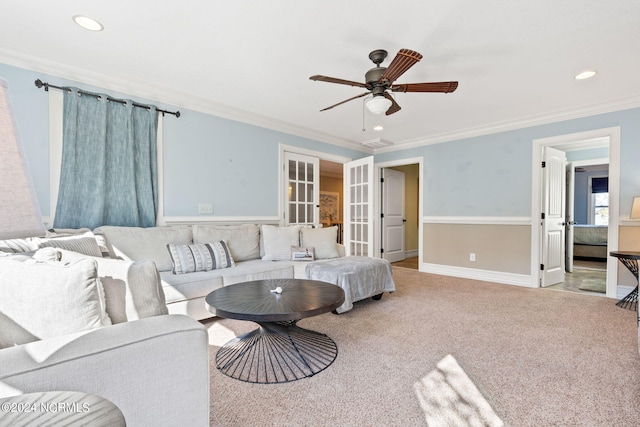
[0,77,45,239]
[365,95,392,115]
[631,197,640,219]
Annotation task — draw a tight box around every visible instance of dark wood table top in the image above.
[610,251,640,260]
[205,279,345,322]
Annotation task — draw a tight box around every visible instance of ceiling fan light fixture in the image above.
[365,95,392,115]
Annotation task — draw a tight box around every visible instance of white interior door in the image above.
[382,168,405,263]
[343,156,374,257]
[565,162,575,273]
[541,147,567,287]
[284,152,319,225]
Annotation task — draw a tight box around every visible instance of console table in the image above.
[609,251,640,322]
[206,278,345,384]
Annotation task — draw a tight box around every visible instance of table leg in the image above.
[615,257,639,315]
[215,321,338,384]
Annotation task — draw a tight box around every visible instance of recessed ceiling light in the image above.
[373,125,384,131]
[575,70,597,80]
[73,15,104,32]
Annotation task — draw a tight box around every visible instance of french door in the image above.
[284,152,319,225]
[343,156,374,256]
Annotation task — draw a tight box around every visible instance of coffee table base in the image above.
[215,321,338,384]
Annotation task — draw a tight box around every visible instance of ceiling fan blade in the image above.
[391,81,459,93]
[384,92,401,115]
[378,49,423,84]
[310,75,369,88]
[320,92,369,112]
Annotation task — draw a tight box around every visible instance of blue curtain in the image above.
[54,88,158,229]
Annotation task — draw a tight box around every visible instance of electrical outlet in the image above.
[469,253,476,262]
[198,203,213,214]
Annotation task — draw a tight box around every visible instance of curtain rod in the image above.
[34,79,180,118]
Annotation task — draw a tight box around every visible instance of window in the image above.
[590,176,608,225]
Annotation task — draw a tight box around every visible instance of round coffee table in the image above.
[205,278,345,384]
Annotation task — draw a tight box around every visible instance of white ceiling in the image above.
[1,1,639,153]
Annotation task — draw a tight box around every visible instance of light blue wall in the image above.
[0,62,366,218]
[4,60,640,222]
[375,108,640,218]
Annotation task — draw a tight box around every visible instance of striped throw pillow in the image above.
[167,241,235,274]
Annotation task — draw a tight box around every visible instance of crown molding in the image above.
[3,48,639,156]
[0,49,369,154]
[375,96,640,154]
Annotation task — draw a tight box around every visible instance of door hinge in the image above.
[381,177,384,183]
[380,248,384,254]
[541,212,545,220]
[541,161,546,168]
[381,213,384,218]
[540,264,544,271]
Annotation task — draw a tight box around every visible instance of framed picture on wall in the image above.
[319,191,339,223]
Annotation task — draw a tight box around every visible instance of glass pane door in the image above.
[284,152,319,225]
[343,156,374,256]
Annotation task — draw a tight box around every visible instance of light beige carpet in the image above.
[414,354,503,427]
[204,267,640,426]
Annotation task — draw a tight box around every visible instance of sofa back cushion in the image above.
[192,224,260,262]
[0,256,111,349]
[94,226,192,272]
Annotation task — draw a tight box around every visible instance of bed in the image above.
[573,224,608,260]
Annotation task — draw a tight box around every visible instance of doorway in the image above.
[532,127,620,299]
[376,159,422,269]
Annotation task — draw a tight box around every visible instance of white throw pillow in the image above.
[0,257,111,349]
[300,226,339,259]
[261,225,301,261]
[36,230,103,258]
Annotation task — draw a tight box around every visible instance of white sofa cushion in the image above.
[0,256,111,349]
[300,226,340,259]
[261,225,301,261]
[167,241,235,274]
[192,224,260,261]
[160,270,224,303]
[56,249,168,324]
[94,225,192,272]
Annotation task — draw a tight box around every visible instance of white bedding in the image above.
[573,225,608,246]
[305,256,396,313]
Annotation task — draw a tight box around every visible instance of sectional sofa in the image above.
[93,223,396,318]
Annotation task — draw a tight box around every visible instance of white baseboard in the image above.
[420,263,535,288]
[405,249,418,258]
[162,216,280,226]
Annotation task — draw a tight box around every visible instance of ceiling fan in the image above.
[310,48,458,116]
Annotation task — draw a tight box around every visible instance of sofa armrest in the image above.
[0,315,209,427]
